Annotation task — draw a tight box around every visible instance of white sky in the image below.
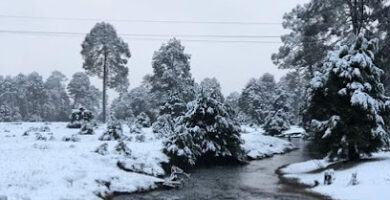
[0,0,309,96]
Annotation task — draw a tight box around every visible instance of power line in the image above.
[0,14,282,25]
[0,29,281,39]
[0,29,329,44]
[0,29,284,44]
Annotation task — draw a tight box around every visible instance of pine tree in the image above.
[304,34,390,160]
[199,77,224,102]
[152,91,188,137]
[149,38,195,105]
[165,90,246,167]
[272,0,390,80]
[67,72,101,114]
[110,85,155,121]
[239,73,276,125]
[43,71,71,121]
[81,22,131,122]
[264,88,292,135]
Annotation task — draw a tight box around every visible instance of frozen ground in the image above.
[280,152,390,200]
[0,123,296,200]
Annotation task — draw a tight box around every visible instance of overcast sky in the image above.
[0,0,309,96]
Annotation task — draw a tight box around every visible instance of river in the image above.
[115,139,325,200]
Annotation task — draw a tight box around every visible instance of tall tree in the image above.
[81,22,131,122]
[149,38,195,104]
[272,0,390,79]
[304,34,390,160]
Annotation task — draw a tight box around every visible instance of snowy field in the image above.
[0,122,295,200]
[280,152,390,200]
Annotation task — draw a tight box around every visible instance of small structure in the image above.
[324,169,335,185]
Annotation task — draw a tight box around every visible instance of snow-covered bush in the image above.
[67,107,94,129]
[134,134,146,143]
[304,34,390,160]
[99,121,123,141]
[62,134,80,142]
[94,143,109,155]
[135,112,151,128]
[164,92,247,167]
[115,140,132,157]
[79,121,94,135]
[264,109,291,135]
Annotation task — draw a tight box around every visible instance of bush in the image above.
[99,121,123,141]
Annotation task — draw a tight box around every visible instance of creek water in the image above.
[115,139,324,200]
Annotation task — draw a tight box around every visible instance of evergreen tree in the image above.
[81,22,131,122]
[272,0,390,80]
[67,72,101,114]
[277,71,306,125]
[43,71,71,121]
[149,38,195,105]
[238,73,276,125]
[152,91,187,137]
[165,90,246,167]
[25,72,47,121]
[110,85,155,121]
[199,77,225,102]
[304,34,390,160]
[264,88,292,135]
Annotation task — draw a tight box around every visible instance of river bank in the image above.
[115,139,326,200]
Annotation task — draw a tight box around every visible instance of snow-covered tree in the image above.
[164,91,246,167]
[264,88,292,135]
[152,91,187,137]
[238,73,276,125]
[43,71,71,121]
[199,77,224,102]
[0,76,21,122]
[67,72,101,114]
[304,34,390,160]
[24,72,47,121]
[149,38,195,105]
[110,85,155,121]
[81,22,131,122]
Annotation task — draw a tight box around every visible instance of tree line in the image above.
[0,71,101,122]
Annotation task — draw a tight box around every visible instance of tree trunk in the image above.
[102,52,107,123]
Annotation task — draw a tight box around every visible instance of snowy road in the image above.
[116,139,327,200]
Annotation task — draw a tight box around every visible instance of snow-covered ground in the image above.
[276,125,307,138]
[280,152,390,200]
[0,122,168,200]
[0,123,296,200]
[241,126,295,159]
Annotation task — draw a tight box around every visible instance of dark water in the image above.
[115,139,322,200]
